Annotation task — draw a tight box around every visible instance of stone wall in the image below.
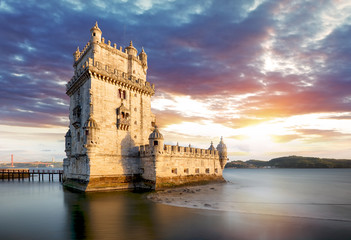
[140,144,224,189]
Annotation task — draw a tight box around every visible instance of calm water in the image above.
[0,169,350,240]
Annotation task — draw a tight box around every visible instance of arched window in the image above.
[154,140,158,146]
[126,113,129,119]
[121,112,125,119]
[123,90,126,99]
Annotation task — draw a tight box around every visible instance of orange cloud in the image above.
[271,134,301,143]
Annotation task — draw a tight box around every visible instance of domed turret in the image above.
[139,47,148,72]
[73,46,80,62]
[90,21,102,43]
[125,41,138,57]
[216,137,228,169]
[84,116,98,129]
[149,125,164,149]
[65,129,71,156]
[83,116,99,147]
[208,141,216,151]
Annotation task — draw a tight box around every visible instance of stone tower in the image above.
[63,23,227,192]
[63,22,155,191]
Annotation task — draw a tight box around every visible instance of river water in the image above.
[0,168,350,240]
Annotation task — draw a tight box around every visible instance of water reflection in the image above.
[0,169,351,240]
[63,189,197,240]
[61,186,351,240]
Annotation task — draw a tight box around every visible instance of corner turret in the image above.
[216,137,227,169]
[208,141,216,151]
[125,41,138,57]
[139,47,148,73]
[83,115,99,149]
[73,47,80,62]
[90,22,102,44]
[65,129,71,156]
[148,126,164,150]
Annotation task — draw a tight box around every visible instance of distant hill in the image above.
[225,156,351,168]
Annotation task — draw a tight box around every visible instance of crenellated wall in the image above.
[140,144,219,158]
[66,58,154,97]
[139,144,224,189]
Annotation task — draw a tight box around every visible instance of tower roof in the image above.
[208,141,216,151]
[90,21,102,33]
[84,116,99,129]
[149,126,164,140]
[125,40,137,50]
[216,137,227,151]
[65,129,71,137]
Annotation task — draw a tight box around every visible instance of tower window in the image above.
[154,141,158,146]
[93,33,96,36]
[118,89,122,98]
[118,89,127,99]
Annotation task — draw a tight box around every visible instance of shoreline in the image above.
[147,182,351,223]
[147,182,230,210]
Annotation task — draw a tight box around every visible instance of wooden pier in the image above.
[0,169,63,182]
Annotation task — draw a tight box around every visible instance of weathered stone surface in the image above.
[63,23,228,192]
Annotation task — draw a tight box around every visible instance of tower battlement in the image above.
[66,58,154,96]
[63,23,227,192]
[139,144,219,158]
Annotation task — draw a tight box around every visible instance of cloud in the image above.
[271,134,301,143]
[0,0,350,161]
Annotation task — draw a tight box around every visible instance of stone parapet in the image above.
[74,41,146,69]
[139,144,219,158]
[66,58,155,96]
[74,42,91,63]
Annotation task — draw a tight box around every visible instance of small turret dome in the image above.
[125,41,138,56]
[90,21,102,43]
[139,47,147,56]
[216,137,227,152]
[65,129,71,137]
[90,21,102,33]
[208,141,216,151]
[84,116,99,129]
[149,126,164,140]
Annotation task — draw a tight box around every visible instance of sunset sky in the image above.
[0,0,351,162]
